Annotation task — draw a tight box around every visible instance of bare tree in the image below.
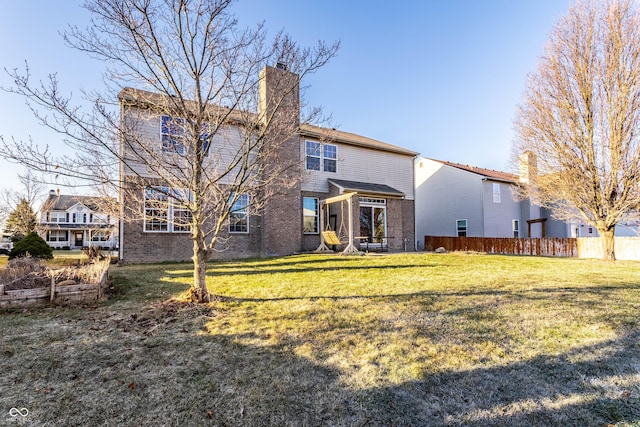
[0,0,338,301]
[513,0,640,261]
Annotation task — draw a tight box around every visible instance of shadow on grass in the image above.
[366,329,640,426]
[156,254,443,280]
[2,303,637,426]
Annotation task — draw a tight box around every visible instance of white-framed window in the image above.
[456,219,467,237]
[72,213,87,224]
[47,230,68,242]
[303,197,319,234]
[512,219,520,238]
[144,186,192,233]
[161,115,185,155]
[161,116,212,157]
[323,144,337,172]
[91,230,111,242]
[92,213,110,224]
[172,190,193,232]
[359,197,386,205]
[48,212,68,223]
[229,193,249,233]
[493,183,501,203]
[305,140,337,173]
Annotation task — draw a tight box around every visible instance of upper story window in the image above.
[72,213,88,224]
[161,116,212,157]
[305,140,337,173]
[47,212,68,223]
[493,183,501,203]
[144,186,192,233]
[323,144,337,172]
[303,197,319,234]
[229,193,249,233]
[161,116,185,155]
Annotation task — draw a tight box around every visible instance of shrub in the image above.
[9,233,54,260]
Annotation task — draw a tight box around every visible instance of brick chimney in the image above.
[259,63,300,126]
[257,63,302,256]
[519,151,537,185]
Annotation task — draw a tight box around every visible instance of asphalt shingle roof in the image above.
[328,179,405,197]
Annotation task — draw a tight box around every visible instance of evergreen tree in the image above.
[4,198,37,242]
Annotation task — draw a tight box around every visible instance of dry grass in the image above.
[1,253,639,426]
[0,257,110,291]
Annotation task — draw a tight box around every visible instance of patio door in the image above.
[359,198,387,244]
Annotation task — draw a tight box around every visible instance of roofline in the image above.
[120,87,418,158]
[328,179,406,198]
[421,157,518,184]
[300,124,418,157]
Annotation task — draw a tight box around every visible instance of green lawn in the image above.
[1,253,639,426]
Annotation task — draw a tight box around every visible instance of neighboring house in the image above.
[414,157,572,249]
[0,234,11,251]
[118,65,418,263]
[39,190,118,250]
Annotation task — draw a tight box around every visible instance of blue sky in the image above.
[0,0,573,195]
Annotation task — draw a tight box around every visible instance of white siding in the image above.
[301,139,415,199]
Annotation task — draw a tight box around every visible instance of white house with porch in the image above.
[39,191,118,250]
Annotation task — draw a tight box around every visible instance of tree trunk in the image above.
[601,228,616,261]
[191,238,210,303]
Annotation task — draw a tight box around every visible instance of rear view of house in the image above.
[118,65,417,263]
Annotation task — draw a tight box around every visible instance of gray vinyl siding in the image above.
[481,181,520,237]
[415,159,484,241]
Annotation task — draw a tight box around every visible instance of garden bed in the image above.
[0,257,110,309]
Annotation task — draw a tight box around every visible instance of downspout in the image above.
[413,155,418,251]
[118,101,125,263]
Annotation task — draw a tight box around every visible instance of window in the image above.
[305,141,321,170]
[161,116,185,155]
[512,219,519,238]
[48,212,68,223]
[359,197,386,205]
[172,192,193,232]
[305,140,337,173]
[323,144,337,173]
[47,230,68,242]
[493,183,501,203]
[145,187,169,231]
[456,219,467,237]
[303,197,319,234]
[72,213,87,224]
[91,231,111,242]
[144,186,192,232]
[92,214,110,224]
[229,193,249,233]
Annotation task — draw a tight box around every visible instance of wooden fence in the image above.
[424,236,577,258]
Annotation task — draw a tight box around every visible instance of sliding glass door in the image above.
[359,198,387,244]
